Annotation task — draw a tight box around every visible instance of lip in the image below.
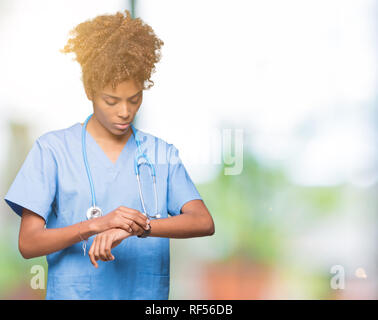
[114,123,130,130]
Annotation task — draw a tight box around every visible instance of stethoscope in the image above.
[82,113,161,222]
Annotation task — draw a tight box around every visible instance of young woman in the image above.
[4,9,214,300]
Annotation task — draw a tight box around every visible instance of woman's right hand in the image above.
[88,227,131,268]
[92,206,150,235]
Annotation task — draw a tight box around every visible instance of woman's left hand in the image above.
[88,228,131,268]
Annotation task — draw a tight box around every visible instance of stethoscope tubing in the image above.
[82,113,97,208]
[82,113,159,220]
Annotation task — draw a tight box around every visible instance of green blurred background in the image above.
[0,0,377,299]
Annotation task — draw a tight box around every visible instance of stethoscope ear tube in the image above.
[134,153,156,176]
[132,123,159,219]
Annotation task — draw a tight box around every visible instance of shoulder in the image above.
[35,123,78,152]
[136,128,176,150]
[136,128,179,161]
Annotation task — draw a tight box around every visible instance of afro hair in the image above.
[60,9,164,98]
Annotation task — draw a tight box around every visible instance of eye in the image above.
[105,100,117,106]
[130,93,142,105]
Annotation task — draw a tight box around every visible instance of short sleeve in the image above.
[167,144,202,216]
[4,138,57,223]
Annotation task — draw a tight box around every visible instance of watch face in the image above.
[139,226,151,238]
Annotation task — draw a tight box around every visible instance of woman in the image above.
[4,9,214,300]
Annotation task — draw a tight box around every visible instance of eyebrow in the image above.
[102,90,142,100]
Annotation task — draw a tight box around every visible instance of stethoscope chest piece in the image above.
[86,206,103,220]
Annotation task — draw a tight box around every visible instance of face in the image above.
[87,79,143,137]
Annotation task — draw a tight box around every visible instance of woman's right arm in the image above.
[19,206,150,259]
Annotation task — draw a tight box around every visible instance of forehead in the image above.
[102,80,143,98]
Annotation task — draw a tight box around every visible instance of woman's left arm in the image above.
[87,200,214,267]
[149,199,215,238]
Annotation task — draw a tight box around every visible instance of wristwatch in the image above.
[138,224,151,238]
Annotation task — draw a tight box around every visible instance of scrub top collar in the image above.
[75,122,137,171]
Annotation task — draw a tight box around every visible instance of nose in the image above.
[117,102,131,119]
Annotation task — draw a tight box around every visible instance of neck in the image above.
[87,114,132,144]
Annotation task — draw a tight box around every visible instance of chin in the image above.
[111,126,130,136]
[111,129,125,136]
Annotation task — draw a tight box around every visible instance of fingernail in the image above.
[146,219,150,224]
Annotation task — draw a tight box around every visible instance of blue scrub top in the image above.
[4,121,202,300]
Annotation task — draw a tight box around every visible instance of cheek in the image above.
[93,105,113,126]
[135,100,143,111]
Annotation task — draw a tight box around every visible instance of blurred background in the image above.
[0,0,377,299]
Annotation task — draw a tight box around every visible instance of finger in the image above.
[114,220,134,235]
[136,225,145,236]
[94,237,100,265]
[131,222,145,236]
[119,210,149,230]
[122,223,134,235]
[126,219,146,236]
[89,238,98,268]
[119,206,141,215]
[118,206,148,223]
[105,236,115,260]
[115,209,148,230]
[120,220,133,233]
[118,219,134,234]
[127,220,137,233]
[99,235,108,261]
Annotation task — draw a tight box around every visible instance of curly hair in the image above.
[60,9,164,98]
